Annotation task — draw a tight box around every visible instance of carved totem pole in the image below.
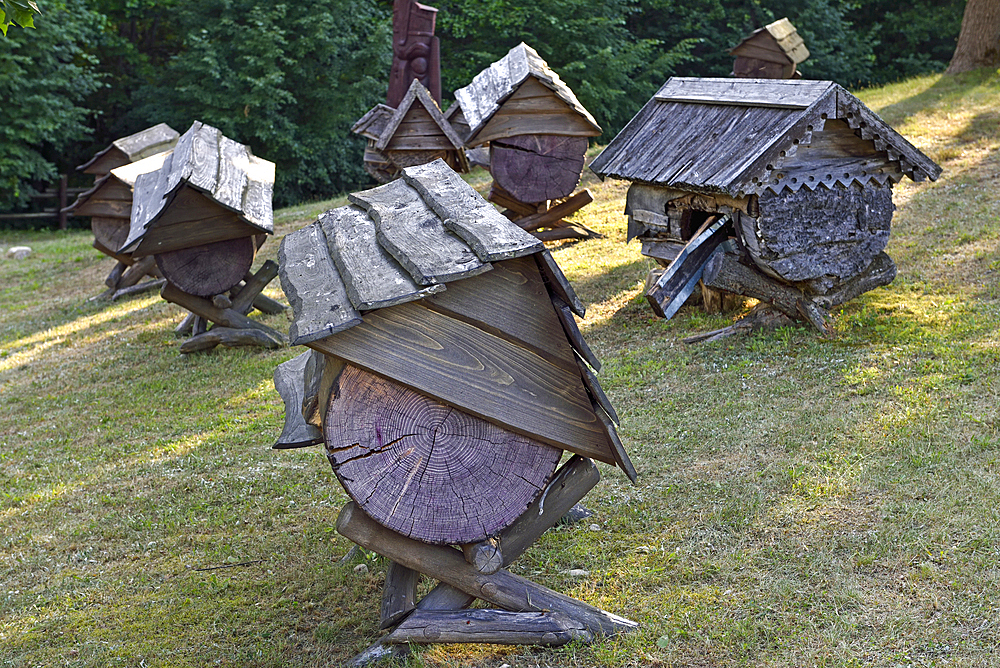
[387,0,441,107]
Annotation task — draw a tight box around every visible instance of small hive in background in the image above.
[730,17,809,79]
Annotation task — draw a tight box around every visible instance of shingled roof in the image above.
[730,17,809,65]
[278,158,635,480]
[77,123,179,175]
[590,77,942,197]
[452,42,601,145]
[120,121,274,255]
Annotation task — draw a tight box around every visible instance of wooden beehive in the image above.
[590,78,942,327]
[275,158,633,544]
[273,158,636,653]
[730,17,809,79]
[76,123,179,180]
[352,80,468,183]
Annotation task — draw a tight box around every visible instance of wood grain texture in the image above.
[212,136,250,213]
[325,364,562,544]
[381,562,420,629]
[155,236,256,297]
[401,159,543,261]
[646,217,729,319]
[490,134,587,204]
[319,205,444,311]
[654,77,832,108]
[551,297,600,372]
[273,350,324,448]
[349,179,490,285]
[92,217,132,257]
[230,260,279,315]
[336,501,638,638]
[161,282,287,341]
[384,609,591,646]
[308,301,614,463]
[421,256,578,374]
[278,222,362,346]
[179,325,283,353]
[515,190,594,233]
[112,122,179,161]
[130,186,258,256]
[535,250,585,317]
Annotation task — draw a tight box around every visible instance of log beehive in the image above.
[730,17,809,79]
[590,77,942,324]
[275,158,634,546]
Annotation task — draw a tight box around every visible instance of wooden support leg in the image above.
[232,260,281,314]
[380,562,420,629]
[105,261,127,289]
[161,282,286,342]
[118,255,157,290]
[346,456,602,666]
[111,278,167,301]
[336,502,638,639]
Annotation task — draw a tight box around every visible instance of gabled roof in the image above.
[77,123,179,173]
[65,151,172,214]
[453,43,601,144]
[120,121,274,254]
[589,77,942,197]
[351,104,396,141]
[277,158,633,478]
[731,18,809,65]
[375,79,466,153]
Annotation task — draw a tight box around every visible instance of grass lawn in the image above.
[2,68,999,667]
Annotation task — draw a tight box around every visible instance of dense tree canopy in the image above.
[0,0,968,219]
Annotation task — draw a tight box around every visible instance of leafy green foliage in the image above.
[0,0,40,36]
[0,0,102,210]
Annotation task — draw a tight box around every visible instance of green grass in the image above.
[2,67,1000,667]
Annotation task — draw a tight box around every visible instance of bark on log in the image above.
[325,365,562,545]
[702,251,832,335]
[490,135,588,203]
[155,235,257,297]
[336,501,637,639]
[811,251,896,308]
[380,562,420,629]
[179,326,284,353]
[384,609,592,646]
[461,538,504,575]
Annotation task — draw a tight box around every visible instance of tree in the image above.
[0,0,103,210]
[0,0,40,36]
[946,0,1000,74]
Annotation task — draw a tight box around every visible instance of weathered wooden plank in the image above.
[111,278,166,301]
[240,154,275,233]
[113,122,179,160]
[593,405,636,484]
[273,351,324,447]
[319,205,444,311]
[401,159,543,261]
[646,217,730,319]
[336,502,638,639]
[654,77,833,109]
[212,136,250,213]
[348,179,490,285]
[420,256,578,374]
[376,79,465,154]
[551,296,600,372]
[381,562,420,630]
[178,325,283,353]
[535,250,585,317]
[184,123,221,193]
[574,352,618,425]
[124,151,176,252]
[308,301,614,463]
[129,186,257,256]
[231,260,279,315]
[384,609,592,646]
[278,221,362,346]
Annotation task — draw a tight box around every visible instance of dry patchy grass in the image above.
[2,68,1000,667]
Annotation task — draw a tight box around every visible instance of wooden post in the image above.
[58,174,68,230]
[380,562,420,629]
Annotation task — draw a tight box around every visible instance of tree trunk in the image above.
[946,0,1000,74]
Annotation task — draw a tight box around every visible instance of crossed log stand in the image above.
[91,219,166,301]
[343,455,637,666]
[161,259,287,353]
[489,183,601,242]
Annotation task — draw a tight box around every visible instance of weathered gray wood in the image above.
[381,562,420,630]
[401,159,543,261]
[161,282,287,341]
[641,240,685,266]
[384,609,592,646]
[515,190,595,233]
[551,296,600,372]
[748,183,894,284]
[461,538,503,575]
[646,217,729,319]
[251,293,286,315]
[682,303,795,344]
[535,250,585,317]
[701,250,832,335]
[812,251,896,308]
[212,136,249,213]
[348,455,600,665]
[105,260,127,289]
[112,122,179,161]
[125,151,176,252]
[179,326,283,353]
[118,255,158,289]
[348,179,490,285]
[319,206,444,311]
[278,222,362,346]
[325,364,562,545]
[375,79,466,156]
[111,278,166,301]
[175,311,196,337]
[211,293,233,309]
[654,77,833,109]
[192,315,208,336]
[336,502,638,639]
[308,301,615,464]
[593,405,637,484]
[183,122,221,194]
[155,236,256,297]
[273,350,324,448]
[239,154,275,233]
[231,260,278,314]
[351,104,396,141]
[574,352,618,425]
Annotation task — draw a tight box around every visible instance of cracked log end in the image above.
[325,364,561,545]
